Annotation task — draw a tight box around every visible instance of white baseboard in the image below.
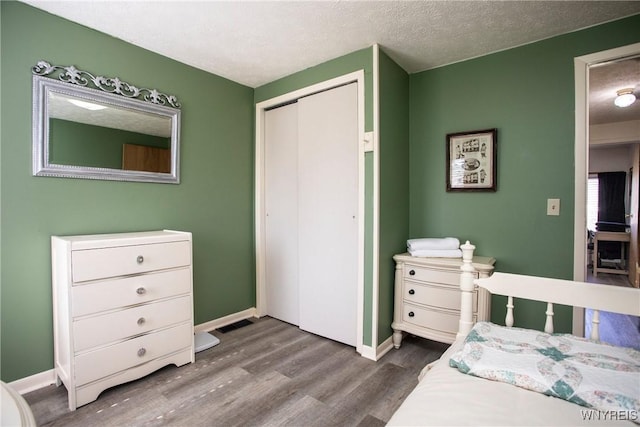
[358,336,394,361]
[10,308,259,395]
[359,345,377,361]
[9,369,56,395]
[194,307,257,333]
[375,335,394,359]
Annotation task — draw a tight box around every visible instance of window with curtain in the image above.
[597,171,627,230]
[596,171,627,262]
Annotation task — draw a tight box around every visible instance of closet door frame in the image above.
[255,71,366,355]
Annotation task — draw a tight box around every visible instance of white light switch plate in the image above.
[547,198,560,216]
[363,132,374,152]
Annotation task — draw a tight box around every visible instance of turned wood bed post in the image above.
[505,296,514,327]
[458,241,476,339]
[590,310,600,340]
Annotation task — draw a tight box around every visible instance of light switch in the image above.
[547,198,560,216]
[362,131,374,152]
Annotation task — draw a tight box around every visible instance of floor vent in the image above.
[218,319,253,333]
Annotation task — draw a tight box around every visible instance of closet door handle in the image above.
[408,289,415,295]
[408,311,415,318]
[409,270,416,276]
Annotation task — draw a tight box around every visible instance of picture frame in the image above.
[446,128,497,192]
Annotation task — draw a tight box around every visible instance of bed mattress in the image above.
[387,340,637,426]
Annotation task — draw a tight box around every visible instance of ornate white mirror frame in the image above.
[32,60,181,184]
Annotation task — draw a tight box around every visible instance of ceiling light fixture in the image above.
[614,88,636,108]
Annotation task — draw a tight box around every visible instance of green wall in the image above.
[255,48,373,129]
[409,14,640,332]
[377,50,409,343]
[1,2,255,382]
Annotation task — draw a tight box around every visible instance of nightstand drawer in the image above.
[71,241,191,282]
[404,265,467,285]
[73,295,192,352]
[74,322,192,386]
[72,268,191,317]
[404,281,477,312]
[402,304,460,336]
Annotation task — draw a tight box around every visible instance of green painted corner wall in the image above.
[377,50,410,344]
[254,48,377,347]
[254,47,374,132]
[409,14,640,332]
[0,2,255,382]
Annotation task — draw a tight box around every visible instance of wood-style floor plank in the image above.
[24,317,446,426]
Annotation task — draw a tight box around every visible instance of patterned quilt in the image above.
[449,322,640,414]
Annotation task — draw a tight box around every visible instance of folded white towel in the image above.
[407,237,460,251]
[408,249,463,258]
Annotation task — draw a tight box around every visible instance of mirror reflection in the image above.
[32,63,181,184]
[48,92,172,172]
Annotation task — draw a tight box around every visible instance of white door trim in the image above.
[572,42,640,336]
[371,44,381,354]
[255,70,366,355]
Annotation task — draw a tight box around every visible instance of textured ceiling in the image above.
[21,0,640,89]
[49,92,172,138]
[22,1,640,126]
[589,57,640,125]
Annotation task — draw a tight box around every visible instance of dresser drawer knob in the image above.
[136,255,144,264]
[409,270,415,276]
[137,348,146,357]
[408,289,415,295]
[137,317,146,326]
[408,311,415,317]
[136,287,146,295]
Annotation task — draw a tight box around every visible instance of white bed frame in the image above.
[458,241,640,340]
[388,242,639,426]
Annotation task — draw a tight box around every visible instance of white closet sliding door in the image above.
[297,84,358,346]
[263,83,358,347]
[264,103,300,325]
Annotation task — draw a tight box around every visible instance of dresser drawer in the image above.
[404,265,471,285]
[71,241,191,282]
[72,268,191,317]
[74,322,192,386]
[73,295,192,352]
[404,281,477,312]
[402,304,462,336]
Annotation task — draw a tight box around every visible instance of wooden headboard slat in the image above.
[476,272,640,316]
[458,241,640,339]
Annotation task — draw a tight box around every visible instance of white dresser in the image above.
[392,253,495,347]
[51,230,194,410]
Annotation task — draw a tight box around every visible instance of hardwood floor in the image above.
[24,317,448,427]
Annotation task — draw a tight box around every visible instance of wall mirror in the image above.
[32,61,181,183]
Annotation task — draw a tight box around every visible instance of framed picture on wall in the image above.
[446,128,497,192]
